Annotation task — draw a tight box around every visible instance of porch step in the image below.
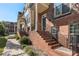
[51,44,62,49]
[43,37,52,40]
[40,34,52,38]
[38,31,61,49]
[38,31,52,36]
[45,39,55,42]
[48,41,58,45]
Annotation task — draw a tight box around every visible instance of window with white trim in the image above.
[54,3,70,18]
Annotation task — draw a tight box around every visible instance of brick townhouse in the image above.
[3,21,17,34]
[17,3,79,56]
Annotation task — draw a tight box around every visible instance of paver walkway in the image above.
[2,39,28,56]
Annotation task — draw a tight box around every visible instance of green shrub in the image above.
[24,46,38,56]
[0,37,7,48]
[21,44,27,49]
[0,24,5,36]
[20,36,32,45]
[4,33,8,36]
[27,49,38,56]
[0,37,7,55]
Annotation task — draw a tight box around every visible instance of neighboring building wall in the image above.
[5,22,17,34]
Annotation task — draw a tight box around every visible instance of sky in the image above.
[0,3,24,22]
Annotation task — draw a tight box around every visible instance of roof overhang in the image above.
[37,3,49,13]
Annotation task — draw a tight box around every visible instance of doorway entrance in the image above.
[51,26,58,41]
[41,14,46,31]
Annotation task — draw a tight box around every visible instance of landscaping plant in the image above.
[0,37,7,55]
[24,46,38,56]
[20,36,32,45]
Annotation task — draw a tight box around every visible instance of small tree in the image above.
[0,23,5,36]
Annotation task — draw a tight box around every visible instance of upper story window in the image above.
[29,3,33,8]
[54,3,71,18]
[26,14,30,23]
[24,10,31,24]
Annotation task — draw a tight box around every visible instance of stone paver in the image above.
[2,39,28,56]
[54,47,72,55]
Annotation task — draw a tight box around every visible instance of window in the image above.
[54,3,70,17]
[51,26,58,39]
[42,16,46,31]
[70,23,79,34]
[62,4,70,14]
[26,13,30,24]
[29,3,33,8]
[54,4,62,17]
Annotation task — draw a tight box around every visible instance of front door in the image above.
[42,16,46,31]
[69,22,79,54]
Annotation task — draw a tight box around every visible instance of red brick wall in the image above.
[56,13,79,26]
[58,25,69,47]
[37,14,41,31]
[46,18,54,32]
[55,13,79,47]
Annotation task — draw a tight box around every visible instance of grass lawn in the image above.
[0,37,7,55]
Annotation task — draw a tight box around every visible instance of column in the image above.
[35,3,38,31]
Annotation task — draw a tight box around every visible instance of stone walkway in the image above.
[2,39,28,56]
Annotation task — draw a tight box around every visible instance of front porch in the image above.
[29,31,72,56]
